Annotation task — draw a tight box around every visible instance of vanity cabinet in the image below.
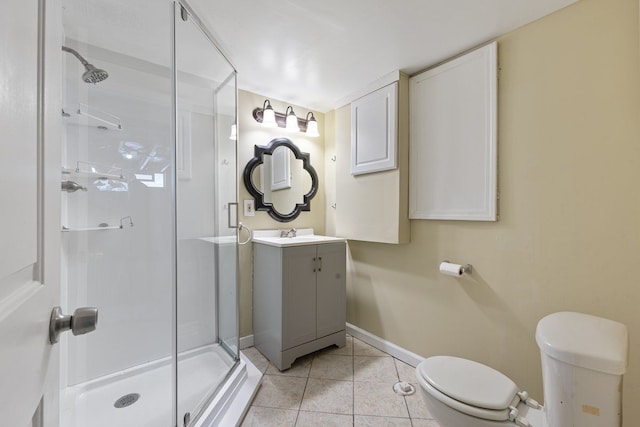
[253,241,346,370]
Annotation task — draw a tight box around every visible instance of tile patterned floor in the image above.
[240,335,441,427]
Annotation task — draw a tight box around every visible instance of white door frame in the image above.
[0,0,63,425]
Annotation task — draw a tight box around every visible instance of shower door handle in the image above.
[228,202,238,229]
[49,306,99,344]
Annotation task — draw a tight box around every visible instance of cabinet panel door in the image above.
[316,243,346,338]
[351,82,398,175]
[282,245,317,349]
[409,42,497,220]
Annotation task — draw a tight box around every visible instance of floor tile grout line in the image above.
[293,353,318,426]
[297,409,353,416]
[293,375,310,426]
[247,341,433,427]
[394,357,413,420]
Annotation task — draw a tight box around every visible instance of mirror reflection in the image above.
[251,147,312,216]
[243,138,318,222]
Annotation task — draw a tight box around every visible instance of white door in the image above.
[0,0,63,425]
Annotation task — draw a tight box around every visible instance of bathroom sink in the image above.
[252,228,345,247]
[253,235,345,247]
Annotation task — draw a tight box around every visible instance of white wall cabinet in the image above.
[335,71,410,244]
[253,242,346,370]
[409,42,497,221]
[351,82,398,175]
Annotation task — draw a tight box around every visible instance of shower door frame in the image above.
[214,69,240,361]
[171,1,240,425]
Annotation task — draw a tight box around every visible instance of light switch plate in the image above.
[243,199,255,217]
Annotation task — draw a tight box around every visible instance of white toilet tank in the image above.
[536,312,628,427]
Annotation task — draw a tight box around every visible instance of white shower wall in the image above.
[62,55,230,386]
[177,111,217,352]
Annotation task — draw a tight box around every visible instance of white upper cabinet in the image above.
[351,82,398,175]
[409,42,498,221]
[335,72,410,244]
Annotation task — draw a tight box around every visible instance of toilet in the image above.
[416,312,628,427]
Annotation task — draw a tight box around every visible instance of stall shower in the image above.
[62,45,109,84]
[59,1,242,425]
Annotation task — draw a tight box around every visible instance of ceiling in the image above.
[191,0,578,112]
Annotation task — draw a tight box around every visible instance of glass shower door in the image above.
[174,2,239,425]
[215,69,239,360]
[60,1,174,426]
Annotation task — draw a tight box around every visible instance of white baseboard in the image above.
[346,323,425,367]
[241,327,424,367]
[239,334,254,350]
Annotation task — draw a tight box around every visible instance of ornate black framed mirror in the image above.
[243,138,318,222]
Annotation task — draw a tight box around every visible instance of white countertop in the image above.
[252,228,345,248]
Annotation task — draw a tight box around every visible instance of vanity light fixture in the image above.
[252,99,320,137]
[261,99,277,128]
[305,112,319,137]
[285,106,300,132]
[229,123,237,141]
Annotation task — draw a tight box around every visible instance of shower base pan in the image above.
[61,344,258,427]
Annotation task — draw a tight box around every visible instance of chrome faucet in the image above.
[280,228,297,238]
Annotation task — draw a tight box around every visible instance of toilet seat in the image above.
[417,356,533,424]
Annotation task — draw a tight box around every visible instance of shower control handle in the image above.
[49,306,98,344]
[61,180,88,193]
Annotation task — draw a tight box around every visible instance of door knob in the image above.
[49,306,98,344]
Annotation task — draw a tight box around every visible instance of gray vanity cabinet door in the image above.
[316,243,346,338]
[282,245,318,349]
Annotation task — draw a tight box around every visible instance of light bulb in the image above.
[285,106,299,132]
[305,112,319,137]
[262,100,277,128]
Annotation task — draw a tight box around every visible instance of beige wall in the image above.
[237,90,326,337]
[332,0,640,417]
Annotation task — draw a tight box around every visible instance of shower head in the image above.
[62,46,109,84]
[82,64,109,84]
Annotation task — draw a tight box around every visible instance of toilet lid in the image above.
[417,356,519,411]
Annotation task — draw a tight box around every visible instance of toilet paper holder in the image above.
[441,261,473,275]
